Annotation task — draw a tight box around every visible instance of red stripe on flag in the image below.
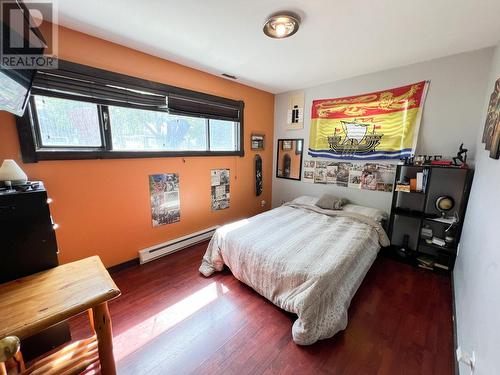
[311,81,427,119]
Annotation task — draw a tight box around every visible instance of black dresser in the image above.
[0,183,70,359]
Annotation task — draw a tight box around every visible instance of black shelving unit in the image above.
[386,165,474,274]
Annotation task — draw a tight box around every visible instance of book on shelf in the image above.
[434,263,450,271]
[427,216,458,225]
[395,184,411,193]
[416,255,434,267]
[418,264,434,270]
[431,236,446,247]
[421,169,429,193]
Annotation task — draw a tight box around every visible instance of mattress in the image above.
[199,201,389,345]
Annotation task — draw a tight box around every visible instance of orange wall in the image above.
[0,25,274,267]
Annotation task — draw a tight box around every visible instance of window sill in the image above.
[32,149,244,162]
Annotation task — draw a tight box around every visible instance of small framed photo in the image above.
[282,140,292,150]
[251,134,265,150]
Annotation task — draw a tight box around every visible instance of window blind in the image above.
[31,60,243,121]
[32,70,168,110]
[167,94,241,121]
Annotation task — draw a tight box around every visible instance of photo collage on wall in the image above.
[149,173,181,227]
[303,160,396,192]
[211,169,230,210]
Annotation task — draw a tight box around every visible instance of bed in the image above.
[199,196,390,345]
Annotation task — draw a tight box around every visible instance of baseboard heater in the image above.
[139,226,218,265]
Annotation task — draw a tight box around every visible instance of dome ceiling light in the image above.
[263,12,301,39]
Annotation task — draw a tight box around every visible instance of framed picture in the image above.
[276,139,304,181]
[282,140,292,150]
[486,78,500,159]
[251,134,265,150]
[484,78,500,159]
[286,92,304,130]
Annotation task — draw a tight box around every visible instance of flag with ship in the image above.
[309,81,429,160]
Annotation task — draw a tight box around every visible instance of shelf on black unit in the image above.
[395,190,426,195]
[381,246,417,266]
[393,208,423,219]
[419,239,456,253]
[423,216,456,224]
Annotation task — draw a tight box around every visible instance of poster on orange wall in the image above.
[149,173,180,227]
[211,169,230,210]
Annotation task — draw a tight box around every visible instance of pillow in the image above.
[290,195,319,206]
[315,194,348,210]
[342,204,388,222]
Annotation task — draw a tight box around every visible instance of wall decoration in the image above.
[482,78,500,159]
[277,139,304,180]
[301,160,396,191]
[308,81,429,160]
[303,160,315,183]
[251,134,265,150]
[314,161,328,183]
[348,164,363,188]
[336,162,351,187]
[149,173,180,227]
[211,169,230,210]
[326,162,338,184]
[255,155,263,196]
[282,140,293,150]
[373,164,397,192]
[286,92,305,130]
[452,143,469,166]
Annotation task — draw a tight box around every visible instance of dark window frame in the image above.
[16,60,245,163]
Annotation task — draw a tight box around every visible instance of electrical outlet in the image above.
[260,200,266,207]
[456,347,476,373]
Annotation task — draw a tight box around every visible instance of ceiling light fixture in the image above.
[263,12,301,39]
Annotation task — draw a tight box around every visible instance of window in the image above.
[18,60,244,162]
[33,96,102,147]
[108,106,208,151]
[209,119,238,151]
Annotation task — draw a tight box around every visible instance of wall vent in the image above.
[222,73,237,80]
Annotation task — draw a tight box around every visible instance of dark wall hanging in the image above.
[255,155,263,196]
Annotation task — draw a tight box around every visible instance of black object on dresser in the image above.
[0,183,71,359]
[386,165,473,274]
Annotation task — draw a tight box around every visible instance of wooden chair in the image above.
[0,311,100,375]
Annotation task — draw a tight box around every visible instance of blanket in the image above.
[199,203,389,345]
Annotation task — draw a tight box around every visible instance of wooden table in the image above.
[0,256,121,375]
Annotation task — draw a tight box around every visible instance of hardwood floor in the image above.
[69,241,454,374]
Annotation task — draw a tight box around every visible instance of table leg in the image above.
[92,302,116,375]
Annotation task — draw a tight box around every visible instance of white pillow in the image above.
[343,204,388,222]
[289,195,319,206]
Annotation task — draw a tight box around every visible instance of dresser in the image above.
[0,183,70,359]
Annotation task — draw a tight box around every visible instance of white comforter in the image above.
[199,202,390,345]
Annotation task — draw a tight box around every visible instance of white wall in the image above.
[272,48,493,212]
[454,43,500,375]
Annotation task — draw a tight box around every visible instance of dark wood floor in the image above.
[69,241,454,375]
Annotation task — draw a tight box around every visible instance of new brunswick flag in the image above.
[309,81,429,160]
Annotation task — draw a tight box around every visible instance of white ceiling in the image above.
[55,0,500,94]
